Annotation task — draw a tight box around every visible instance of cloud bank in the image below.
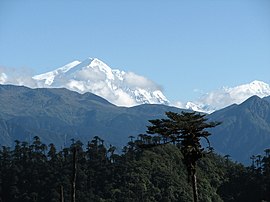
[0,67,37,87]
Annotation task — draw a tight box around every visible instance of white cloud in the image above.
[197,89,234,110]
[65,79,136,106]
[123,72,161,90]
[113,89,137,106]
[0,67,37,87]
[75,67,106,81]
[172,101,186,109]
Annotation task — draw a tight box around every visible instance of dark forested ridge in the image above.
[0,84,185,150]
[0,136,269,202]
[209,95,270,164]
[1,84,270,164]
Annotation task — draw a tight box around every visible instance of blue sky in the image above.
[0,0,269,103]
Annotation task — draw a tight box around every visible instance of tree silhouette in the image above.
[128,135,135,142]
[108,145,117,163]
[250,155,256,169]
[140,111,220,202]
[224,154,231,167]
[71,146,77,202]
[264,148,270,158]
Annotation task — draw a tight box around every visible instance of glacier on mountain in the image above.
[32,58,170,107]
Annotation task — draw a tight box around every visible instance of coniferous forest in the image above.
[0,136,270,202]
[0,112,270,202]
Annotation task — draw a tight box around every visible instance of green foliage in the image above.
[217,152,270,202]
[0,136,269,202]
[144,111,221,202]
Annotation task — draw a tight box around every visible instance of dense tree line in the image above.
[0,135,269,202]
[0,111,269,202]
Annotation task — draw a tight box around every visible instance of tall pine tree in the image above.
[145,111,221,202]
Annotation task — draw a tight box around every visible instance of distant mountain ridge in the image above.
[0,84,181,150]
[1,84,270,164]
[208,95,270,163]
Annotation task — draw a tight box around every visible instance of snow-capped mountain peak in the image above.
[186,80,270,113]
[32,57,169,107]
[89,58,115,80]
[33,60,81,85]
[231,80,270,96]
[2,57,269,112]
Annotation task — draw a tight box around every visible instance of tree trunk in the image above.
[60,185,64,202]
[71,147,77,202]
[191,169,199,202]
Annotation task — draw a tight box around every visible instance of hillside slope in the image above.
[1,84,270,163]
[0,85,182,149]
[208,95,270,163]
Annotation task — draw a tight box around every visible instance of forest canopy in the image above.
[0,135,269,202]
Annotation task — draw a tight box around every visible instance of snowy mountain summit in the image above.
[186,80,270,113]
[2,57,270,112]
[33,58,169,107]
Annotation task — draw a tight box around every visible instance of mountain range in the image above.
[1,84,270,164]
[1,57,270,113]
[0,84,181,150]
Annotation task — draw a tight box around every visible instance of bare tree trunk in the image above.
[71,147,77,202]
[60,185,64,202]
[191,169,198,202]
